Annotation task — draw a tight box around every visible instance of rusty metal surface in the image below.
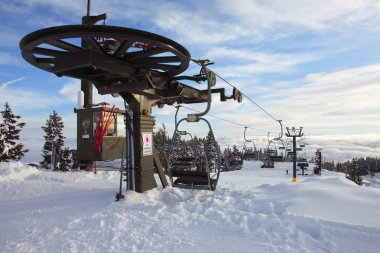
[20,25,190,77]
[20,24,234,193]
[19,25,219,107]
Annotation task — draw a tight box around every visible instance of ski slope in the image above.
[1,161,380,253]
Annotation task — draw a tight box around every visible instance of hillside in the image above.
[1,161,380,253]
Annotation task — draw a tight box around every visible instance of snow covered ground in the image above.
[1,161,380,253]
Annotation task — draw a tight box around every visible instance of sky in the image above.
[1,0,380,162]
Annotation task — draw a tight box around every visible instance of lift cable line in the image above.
[174,104,269,133]
[168,60,222,191]
[211,71,284,140]
[187,59,280,122]
[214,72,278,122]
[183,59,284,139]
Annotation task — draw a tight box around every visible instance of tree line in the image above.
[323,157,379,185]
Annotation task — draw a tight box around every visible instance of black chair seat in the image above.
[172,168,208,177]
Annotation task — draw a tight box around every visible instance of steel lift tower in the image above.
[19,3,239,194]
[285,127,304,182]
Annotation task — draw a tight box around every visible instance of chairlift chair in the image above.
[299,135,306,148]
[243,148,255,160]
[170,135,211,187]
[268,140,283,162]
[168,64,221,191]
[169,118,220,190]
[265,120,285,163]
[242,127,256,160]
[277,139,286,150]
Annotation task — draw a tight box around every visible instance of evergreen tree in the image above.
[222,146,232,171]
[345,159,363,185]
[41,111,70,171]
[323,160,335,171]
[153,123,169,169]
[0,102,28,162]
[168,131,184,168]
[204,131,218,172]
[221,145,243,171]
[231,145,243,169]
[336,162,344,173]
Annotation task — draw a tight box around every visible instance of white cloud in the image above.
[0,78,68,111]
[59,79,80,103]
[205,47,320,77]
[26,0,82,14]
[8,0,380,50]
[216,0,380,32]
[254,63,380,135]
[0,77,25,91]
[305,134,380,162]
[152,6,246,45]
[83,1,248,45]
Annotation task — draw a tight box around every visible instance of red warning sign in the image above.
[142,132,152,156]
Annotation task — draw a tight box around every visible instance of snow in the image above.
[1,124,13,156]
[362,173,380,189]
[1,161,380,253]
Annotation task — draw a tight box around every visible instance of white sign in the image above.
[142,132,153,156]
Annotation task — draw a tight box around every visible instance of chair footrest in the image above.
[174,176,216,186]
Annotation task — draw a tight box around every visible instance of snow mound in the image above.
[1,161,380,253]
[0,162,40,182]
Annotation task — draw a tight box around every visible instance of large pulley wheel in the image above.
[20,25,191,77]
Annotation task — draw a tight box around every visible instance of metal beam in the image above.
[54,51,137,79]
[96,81,148,95]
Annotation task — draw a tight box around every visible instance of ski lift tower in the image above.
[19,3,240,194]
[285,127,304,182]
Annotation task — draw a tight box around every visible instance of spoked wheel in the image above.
[19,25,191,80]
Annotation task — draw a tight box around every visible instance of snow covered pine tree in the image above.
[41,111,71,171]
[204,131,218,171]
[345,159,363,186]
[0,102,28,162]
[153,123,169,169]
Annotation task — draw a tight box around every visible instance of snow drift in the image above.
[0,161,379,253]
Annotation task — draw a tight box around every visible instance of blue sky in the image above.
[1,0,380,161]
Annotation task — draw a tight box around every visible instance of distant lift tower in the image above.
[285,127,304,182]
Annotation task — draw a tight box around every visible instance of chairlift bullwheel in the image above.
[20,25,191,80]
